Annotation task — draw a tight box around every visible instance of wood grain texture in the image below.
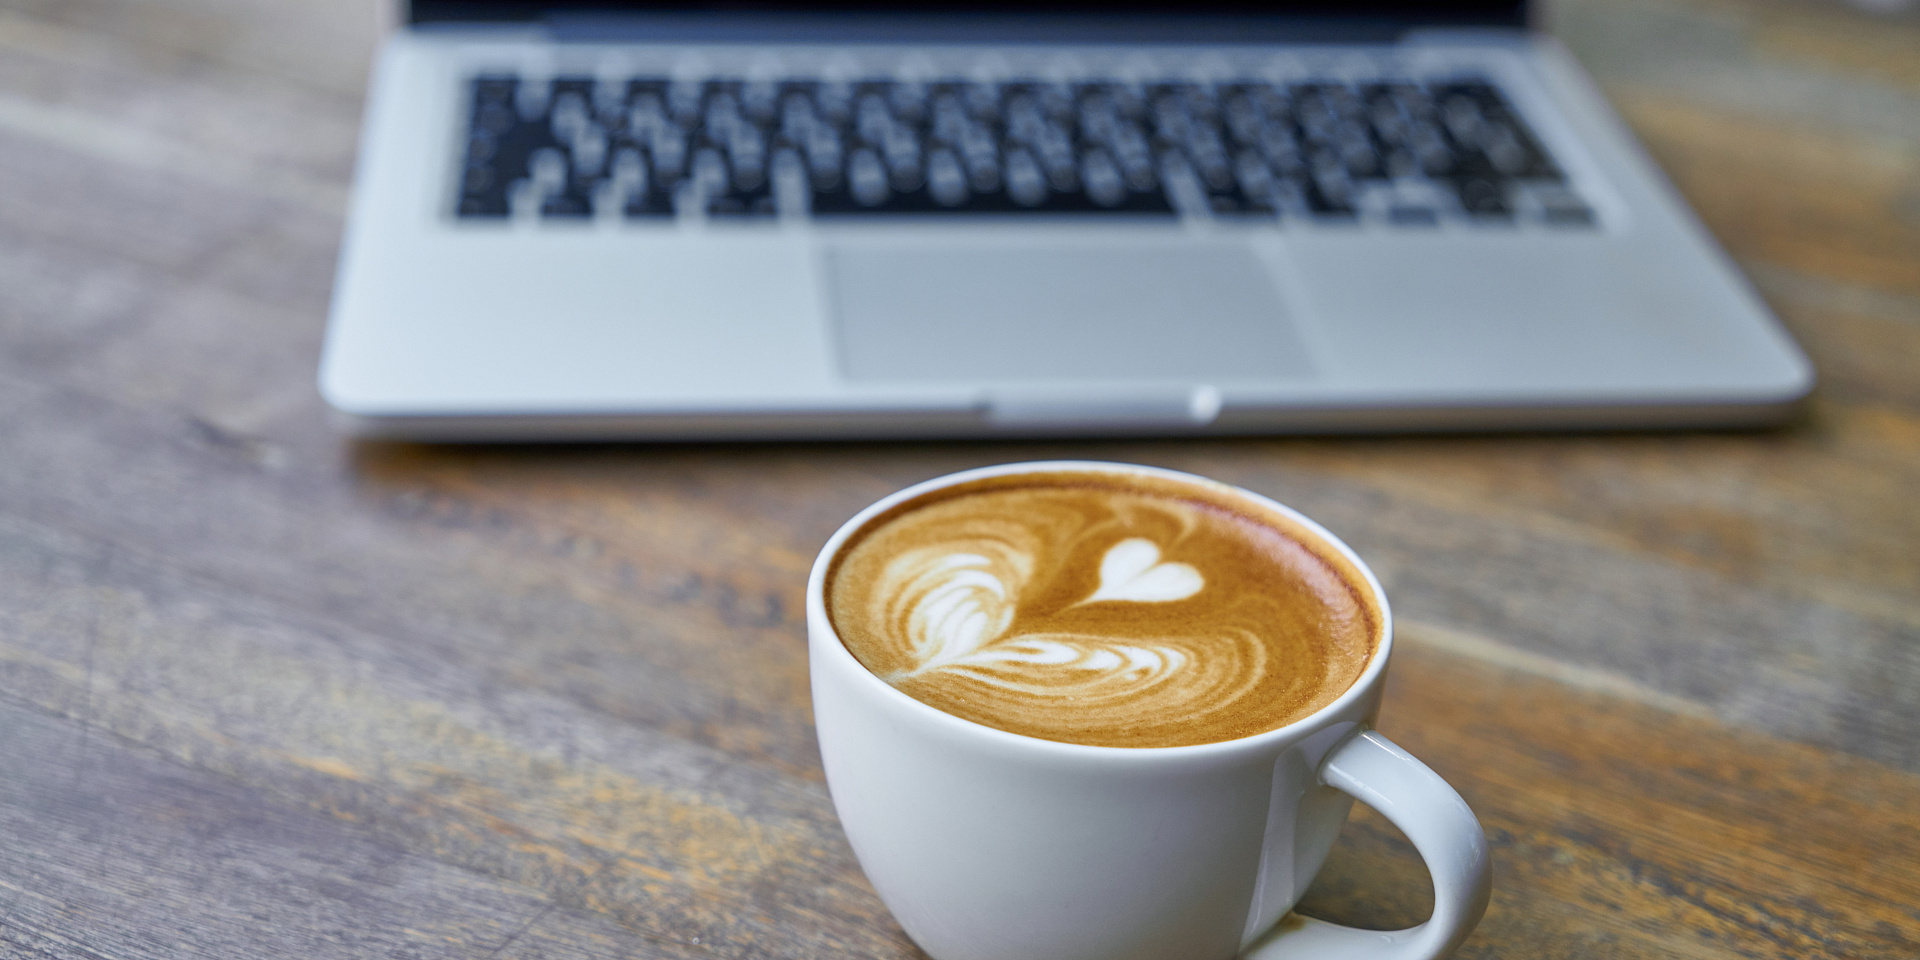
[0,0,1915,956]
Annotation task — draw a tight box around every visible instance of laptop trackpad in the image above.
[827,243,1314,382]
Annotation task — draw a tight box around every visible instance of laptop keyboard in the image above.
[455,73,1595,226]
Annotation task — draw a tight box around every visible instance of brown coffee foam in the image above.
[826,470,1380,748]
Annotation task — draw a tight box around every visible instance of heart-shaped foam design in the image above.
[1083,538,1204,604]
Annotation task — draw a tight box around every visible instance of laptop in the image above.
[319,0,1814,440]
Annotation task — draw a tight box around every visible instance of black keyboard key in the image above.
[1305,184,1357,218]
[926,148,969,206]
[847,148,890,206]
[1082,148,1128,207]
[606,148,670,218]
[1453,177,1512,220]
[457,192,508,217]
[458,76,539,218]
[1433,81,1562,182]
[539,191,592,218]
[741,78,781,122]
[1005,147,1048,206]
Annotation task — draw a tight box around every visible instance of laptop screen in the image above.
[411,1,1526,29]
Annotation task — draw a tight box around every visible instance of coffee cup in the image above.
[808,461,1490,960]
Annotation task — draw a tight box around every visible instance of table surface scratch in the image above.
[0,0,1915,957]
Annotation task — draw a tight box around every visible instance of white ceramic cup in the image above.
[808,462,1490,960]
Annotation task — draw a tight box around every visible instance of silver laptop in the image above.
[319,0,1813,440]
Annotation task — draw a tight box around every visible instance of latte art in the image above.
[885,538,1245,717]
[1082,539,1203,605]
[828,471,1378,748]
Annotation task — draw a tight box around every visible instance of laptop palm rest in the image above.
[826,243,1317,397]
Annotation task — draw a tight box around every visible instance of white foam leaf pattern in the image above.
[1082,538,1204,605]
[902,553,1015,673]
[893,538,1203,690]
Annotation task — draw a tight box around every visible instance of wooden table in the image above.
[1,0,1916,956]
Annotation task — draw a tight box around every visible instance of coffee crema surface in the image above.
[826,471,1379,748]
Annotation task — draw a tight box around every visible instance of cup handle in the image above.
[1243,730,1492,960]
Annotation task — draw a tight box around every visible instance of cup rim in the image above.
[807,460,1394,760]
